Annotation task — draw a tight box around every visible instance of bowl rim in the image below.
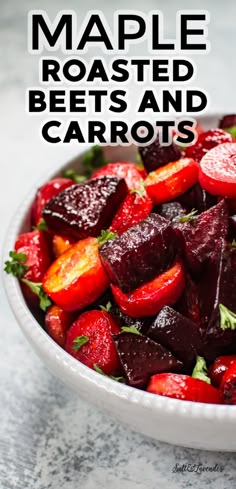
[3,113,236,423]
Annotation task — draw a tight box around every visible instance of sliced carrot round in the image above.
[145,158,198,204]
[43,237,109,311]
[199,142,236,198]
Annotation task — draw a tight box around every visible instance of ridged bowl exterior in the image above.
[3,114,236,451]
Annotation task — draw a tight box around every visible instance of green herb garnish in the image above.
[192,356,211,384]
[72,335,89,352]
[81,145,107,177]
[4,251,28,278]
[33,218,48,231]
[93,364,125,383]
[62,168,87,184]
[179,209,198,224]
[219,304,236,331]
[21,279,51,311]
[130,180,146,200]
[225,126,236,138]
[96,229,118,247]
[121,325,142,336]
[100,301,112,312]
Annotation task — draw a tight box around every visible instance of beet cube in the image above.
[147,306,202,371]
[178,183,217,213]
[111,304,153,335]
[139,135,181,173]
[113,332,183,388]
[43,176,128,240]
[199,239,236,361]
[156,201,187,223]
[176,273,201,326]
[175,200,229,275]
[219,114,236,129]
[100,214,179,293]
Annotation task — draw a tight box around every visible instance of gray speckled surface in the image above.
[1,1,236,487]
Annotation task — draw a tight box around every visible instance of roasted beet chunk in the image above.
[43,176,128,240]
[219,114,236,130]
[156,202,187,223]
[175,200,229,275]
[176,273,201,326]
[147,307,202,371]
[199,239,236,360]
[139,134,181,173]
[100,214,178,293]
[178,183,218,213]
[113,332,182,388]
[111,304,153,334]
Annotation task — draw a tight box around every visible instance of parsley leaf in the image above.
[33,218,48,231]
[21,279,51,311]
[192,356,211,384]
[62,168,87,184]
[96,229,118,247]
[225,126,236,138]
[93,364,125,383]
[72,335,89,352]
[121,325,142,336]
[4,251,28,278]
[81,145,107,178]
[179,209,198,224]
[100,301,112,312]
[219,304,236,331]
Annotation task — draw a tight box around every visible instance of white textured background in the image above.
[1,1,236,488]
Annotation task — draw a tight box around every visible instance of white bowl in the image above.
[3,113,236,451]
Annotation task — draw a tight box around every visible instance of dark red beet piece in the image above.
[199,239,236,362]
[100,214,179,293]
[147,306,202,372]
[176,273,201,326]
[43,176,128,240]
[178,183,218,213]
[156,202,187,223]
[113,332,183,388]
[111,304,153,335]
[219,114,236,129]
[228,216,236,242]
[175,200,229,275]
[139,134,181,173]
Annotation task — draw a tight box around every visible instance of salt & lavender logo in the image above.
[172,463,225,474]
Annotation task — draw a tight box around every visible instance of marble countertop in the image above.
[1,1,236,488]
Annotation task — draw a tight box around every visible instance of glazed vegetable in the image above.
[42,238,109,311]
[185,129,235,163]
[147,306,202,371]
[139,134,181,173]
[32,177,74,226]
[145,158,199,204]
[175,200,229,275]
[65,310,120,375]
[110,187,153,235]
[113,332,182,388]
[92,161,144,189]
[147,373,222,404]
[220,361,236,404]
[199,143,236,198]
[100,214,178,293]
[45,305,76,347]
[111,260,185,317]
[43,176,128,240]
